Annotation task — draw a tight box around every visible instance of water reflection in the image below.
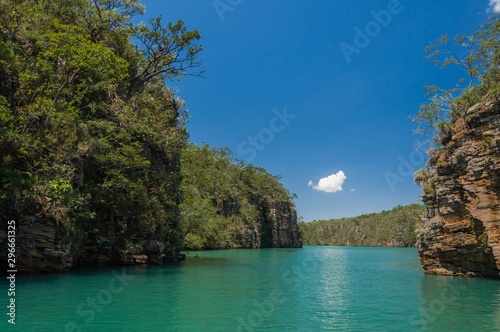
[2,248,499,332]
[313,248,350,330]
[416,274,500,331]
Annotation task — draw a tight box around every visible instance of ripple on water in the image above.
[1,247,499,331]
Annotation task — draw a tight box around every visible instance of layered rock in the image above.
[417,99,500,278]
[16,216,73,274]
[233,201,302,249]
[14,201,301,274]
[269,202,302,248]
[14,215,181,274]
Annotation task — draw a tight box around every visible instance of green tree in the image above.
[0,0,203,260]
[413,15,500,145]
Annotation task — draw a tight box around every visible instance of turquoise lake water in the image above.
[2,246,500,331]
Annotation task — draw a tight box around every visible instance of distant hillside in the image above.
[299,204,426,247]
[180,144,302,250]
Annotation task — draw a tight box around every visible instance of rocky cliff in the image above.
[234,201,302,249]
[0,0,302,275]
[1,0,194,274]
[417,99,500,278]
[14,215,181,274]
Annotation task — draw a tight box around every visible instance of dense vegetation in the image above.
[299,204,426,247]
[0,0,203,256]
[0,0,299,264]
[180,143,297,250]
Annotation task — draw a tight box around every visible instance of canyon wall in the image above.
[417,100,500,278]
[235,201,302,249]
[14,215,181,274]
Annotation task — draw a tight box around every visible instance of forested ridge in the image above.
[300,204,426,247]
[180,144,301,250]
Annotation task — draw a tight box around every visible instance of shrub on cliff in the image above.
[0,0,203,256]
[413,14,500,146]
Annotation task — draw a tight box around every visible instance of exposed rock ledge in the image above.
[12,200,301,274]
[14,215,180,274]
[230,201,302,249]
[417,99,500,279]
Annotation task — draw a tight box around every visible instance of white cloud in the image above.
[489,0,500,12]
[309,171,346,193]
[350,189,355,192]
[307,180,313,187]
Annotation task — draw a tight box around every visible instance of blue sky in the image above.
[138,0,495,221]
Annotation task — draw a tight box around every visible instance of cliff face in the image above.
[235,201,302,249]
[16,216,73,274]
[11,146,304,274]
[417,100,500,278]
[15,215,180,274]
[269,202,302,248]
[1,0,199,274]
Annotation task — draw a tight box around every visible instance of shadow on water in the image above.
[0,262,187,331]
[413,274,500,331]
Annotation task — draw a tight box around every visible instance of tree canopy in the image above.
[299,204,425,247]
[0,0,203,255]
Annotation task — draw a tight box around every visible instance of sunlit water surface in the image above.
[2,246,500,331]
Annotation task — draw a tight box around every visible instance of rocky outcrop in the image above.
[13,201,301,274]
[16,216,73,274]
[233,201,302,249]
[269,202,302,248]
[417,99,500,279]
[14,215,181,274]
